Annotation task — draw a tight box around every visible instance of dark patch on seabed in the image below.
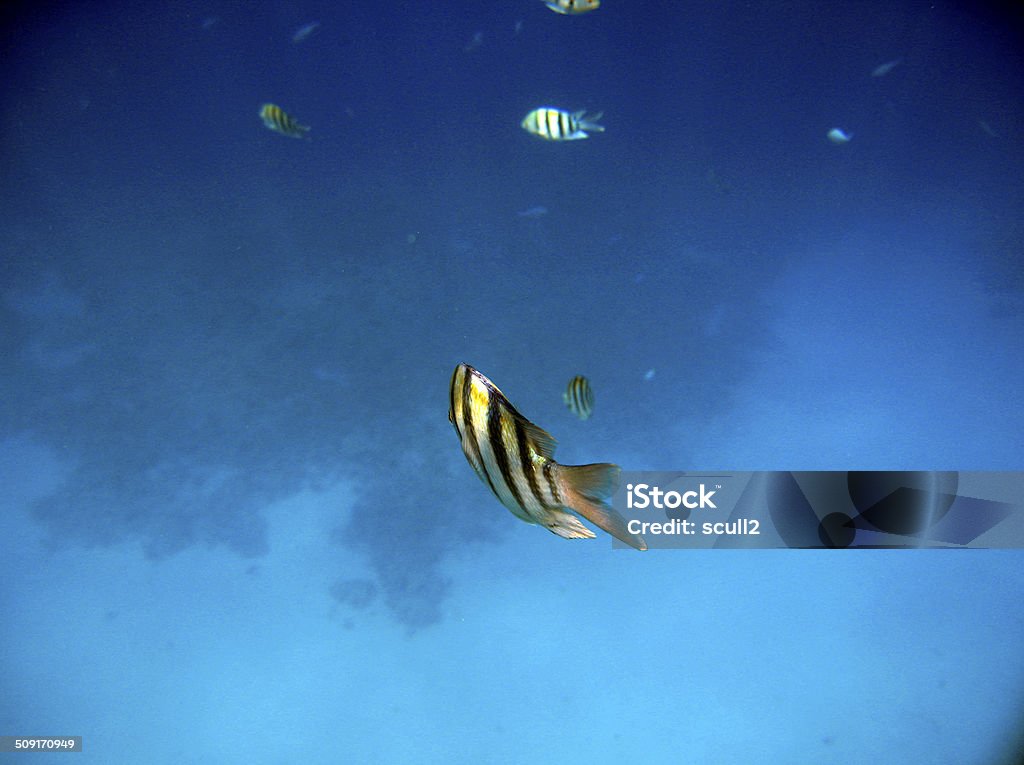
[1,177,778,631]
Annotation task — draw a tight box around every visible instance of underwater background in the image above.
[2,1,1023,762]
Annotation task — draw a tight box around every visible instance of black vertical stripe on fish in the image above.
[451,366,477,480]
[461,366,494,495]
[481,379,510,494]
[448,366,461,436]
[515,409,548,511]
[487,393,523,511]
[542,460,561,506]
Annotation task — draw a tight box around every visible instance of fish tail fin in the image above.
[576,111,604,133]
[558,463,647,550]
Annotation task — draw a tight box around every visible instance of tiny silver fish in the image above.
[292,21,321,44]
[827,127,852,144]
[871,58,902,77]
[464,31,484,52]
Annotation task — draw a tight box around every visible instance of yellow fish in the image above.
[449,364,646,550]
[259,103,310,139]
[544,0,600,14]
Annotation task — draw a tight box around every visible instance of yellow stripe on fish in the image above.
[449,364,646,550]
[544,0,600,14]
[259,103,310,139]
[563,375,595,420]
[521,107,604,141]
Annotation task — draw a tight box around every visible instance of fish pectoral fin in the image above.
[559,463,648,551]
[520,417,557,459]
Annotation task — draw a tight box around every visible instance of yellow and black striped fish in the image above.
[449,363,646,550]
[259,103,310,139]
[520,107,604,141]
[563,375,595,420]
[544,0,600,14]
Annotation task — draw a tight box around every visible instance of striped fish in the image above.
[563,375,595,420]
[521,107,604,141]
[259,103,310,139]
[544,0,600,14]
[449,363,646,550]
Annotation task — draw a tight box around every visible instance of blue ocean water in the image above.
[2,1,1023,762]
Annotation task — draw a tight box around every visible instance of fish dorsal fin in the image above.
[521,417,557,459]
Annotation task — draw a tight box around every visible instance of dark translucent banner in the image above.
[612,472,1024,549]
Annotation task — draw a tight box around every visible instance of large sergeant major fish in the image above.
[449,363,646,550]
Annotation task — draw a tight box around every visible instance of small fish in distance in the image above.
[827,127,852,144]
[544,0,600,14]
[521,108,604,141]
[259,103,310,139]
[871,58,902,77]
[563,375,595,420]
[291,21,321,44]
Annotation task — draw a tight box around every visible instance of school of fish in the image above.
[258,13,913,150]
[249,8,910,552]
[261,4,605,143]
